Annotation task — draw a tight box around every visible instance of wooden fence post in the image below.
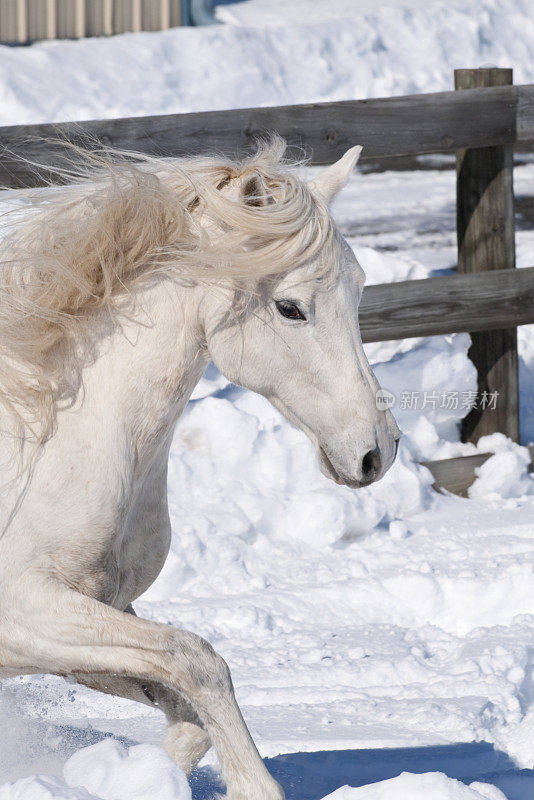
[455,67,518,443]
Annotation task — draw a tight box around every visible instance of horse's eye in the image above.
[275,300,307,321]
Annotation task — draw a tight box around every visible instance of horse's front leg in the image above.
[77,671,211,776]
[4,579,283,800]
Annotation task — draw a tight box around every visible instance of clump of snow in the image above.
[322,772,507,799]
[0,741,191,800]
[388,519,410,540]
[0,776,93,800]
[63,741,190,800]
[468,785,509,800]
[498,707,534,769]
[469,434,534,500]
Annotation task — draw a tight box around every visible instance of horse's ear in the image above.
[309,145,362,204]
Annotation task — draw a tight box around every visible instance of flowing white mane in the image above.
[0,137,334,438]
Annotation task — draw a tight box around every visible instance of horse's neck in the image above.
[80,279,208,472]
[0,279,208,536]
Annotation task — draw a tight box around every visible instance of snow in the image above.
[1,1,534,799]
[322,773,508,800]
[0,741,191,800]
[0,747,510,800]
[469,435,534,500]
[2,0,534,125]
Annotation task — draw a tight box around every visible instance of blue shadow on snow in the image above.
[190,742,534,800]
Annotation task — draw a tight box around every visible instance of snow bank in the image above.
[2,0,534,125]
[0,777,92,800]
[216,0,468,26]
[469,434,534,500]
[323,772,507,799]
[0,741,191,800]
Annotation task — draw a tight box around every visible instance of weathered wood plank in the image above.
[421,445,534,497]
[358,266,534,343]
[421,453,493,496]
[516,85,534,142]
[455,68,518,443]
[0,83,527,188]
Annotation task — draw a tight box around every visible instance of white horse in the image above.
[0,138,399,800]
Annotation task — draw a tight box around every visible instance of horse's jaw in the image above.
[264,395,397,490]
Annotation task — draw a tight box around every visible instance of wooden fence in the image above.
[1,67,533,494]
[2,80,534,185]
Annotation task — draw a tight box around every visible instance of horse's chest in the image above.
[117,491,172,605]
[107,471,172,608]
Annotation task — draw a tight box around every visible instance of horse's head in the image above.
[202,147,400,488]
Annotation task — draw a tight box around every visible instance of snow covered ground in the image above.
[2,0,534,124]
[1,2,534,799]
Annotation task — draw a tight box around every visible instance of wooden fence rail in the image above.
[2,82,534,187]
[359,267,534,343]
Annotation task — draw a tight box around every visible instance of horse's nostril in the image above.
[362,446,381,481]
[394,437,400,458]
